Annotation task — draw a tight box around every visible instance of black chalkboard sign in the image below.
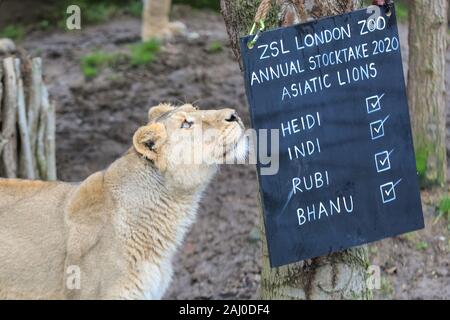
[240,6,424,267]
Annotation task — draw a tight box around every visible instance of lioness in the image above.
[0,103,246,300]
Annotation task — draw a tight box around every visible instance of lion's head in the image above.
[133,103,247,189]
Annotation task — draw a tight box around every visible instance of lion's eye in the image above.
[181,120,193,129]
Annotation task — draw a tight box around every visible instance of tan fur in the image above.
[0,104,246,300]
[141,0,186,41]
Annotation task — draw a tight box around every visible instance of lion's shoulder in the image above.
[66,171,109,221]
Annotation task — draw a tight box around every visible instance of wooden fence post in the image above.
[2,57,18,178]
[0,52,56,180]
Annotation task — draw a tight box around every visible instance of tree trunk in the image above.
[221,0,362,70]
[408,0,448,187]
[141,0,171,41]
[221,0,370,300]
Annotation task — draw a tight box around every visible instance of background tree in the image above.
[141,0,186,41]
[221,0,371,300]
[408,0,448,187]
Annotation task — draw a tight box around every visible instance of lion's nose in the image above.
[225,111,239,122]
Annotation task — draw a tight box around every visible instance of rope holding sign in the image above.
[254,0,272,22]
[248,0,273,49]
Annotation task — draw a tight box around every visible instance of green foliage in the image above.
[1,0,218,36]
[61,0,141,24]
[77,1,120,24]
[438,197,450,218]
[415,147,428,187]
[81,51,122,78]
[0,25,25,40]
[129,40,161,66]
[400,232,417,242]
[38,20,51,30]
[380,278,394,297]
[395,2,408,22]
[415,142,446,188]
[207,41,223,53]
[415,241,428,251]
[81,40,160,78]
[125,0,143,17]
[71,0,220,25]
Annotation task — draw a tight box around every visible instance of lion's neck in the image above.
[103,150,207,298]
[105,151,204,271]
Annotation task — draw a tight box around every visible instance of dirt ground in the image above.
[21,7,449,299]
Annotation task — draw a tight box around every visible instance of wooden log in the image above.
[1,57,18,178]
[0,61,2,110]
[0,39,16,55]
[46,99,56,181]
[0,55,56,181]
[0,62,6,176]
[27,57,42,177]
[0,62,4,160]
[15,58,35,179]
[37,84,48,180]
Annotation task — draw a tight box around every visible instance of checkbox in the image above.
[366,94,384,114]
[370,115,390,140]
[380,179,402,204]
[374,150,393,173]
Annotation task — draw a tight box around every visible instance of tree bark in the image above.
[221,0,362,70]
[408,0,448,187]
[221,0,370,300]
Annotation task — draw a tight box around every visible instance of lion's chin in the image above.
[227,135,248,163]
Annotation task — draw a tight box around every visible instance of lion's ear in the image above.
[133,123,167,162]
[148,103,174,122]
